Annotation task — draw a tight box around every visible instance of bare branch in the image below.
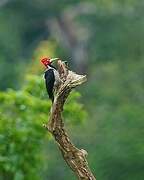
[44,60,96,180]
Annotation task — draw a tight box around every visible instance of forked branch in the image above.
[44,60,96,180]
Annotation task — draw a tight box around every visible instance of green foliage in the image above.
[64,91,87,125]
[0,0,144,179]
[82,59,144,180]
[0,91,46,180]
[0,0,144,89]
[0,74,87,179]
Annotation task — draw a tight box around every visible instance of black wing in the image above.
[44,69,55,102]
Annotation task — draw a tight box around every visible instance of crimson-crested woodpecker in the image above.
[41,57,61,102]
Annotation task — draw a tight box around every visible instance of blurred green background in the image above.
[0,0,144,180]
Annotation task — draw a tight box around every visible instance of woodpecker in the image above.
[41,57,61,102]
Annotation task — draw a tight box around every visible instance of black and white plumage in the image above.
[44,65,61,102]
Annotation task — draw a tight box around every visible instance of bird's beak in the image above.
[50,58,59,63]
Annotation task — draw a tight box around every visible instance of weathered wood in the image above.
[44,60,96,180]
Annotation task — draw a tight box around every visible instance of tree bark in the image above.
[44,60,96,180]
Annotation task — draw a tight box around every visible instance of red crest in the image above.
[40,57,51,67]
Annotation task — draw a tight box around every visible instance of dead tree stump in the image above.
[43,60,96,180]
